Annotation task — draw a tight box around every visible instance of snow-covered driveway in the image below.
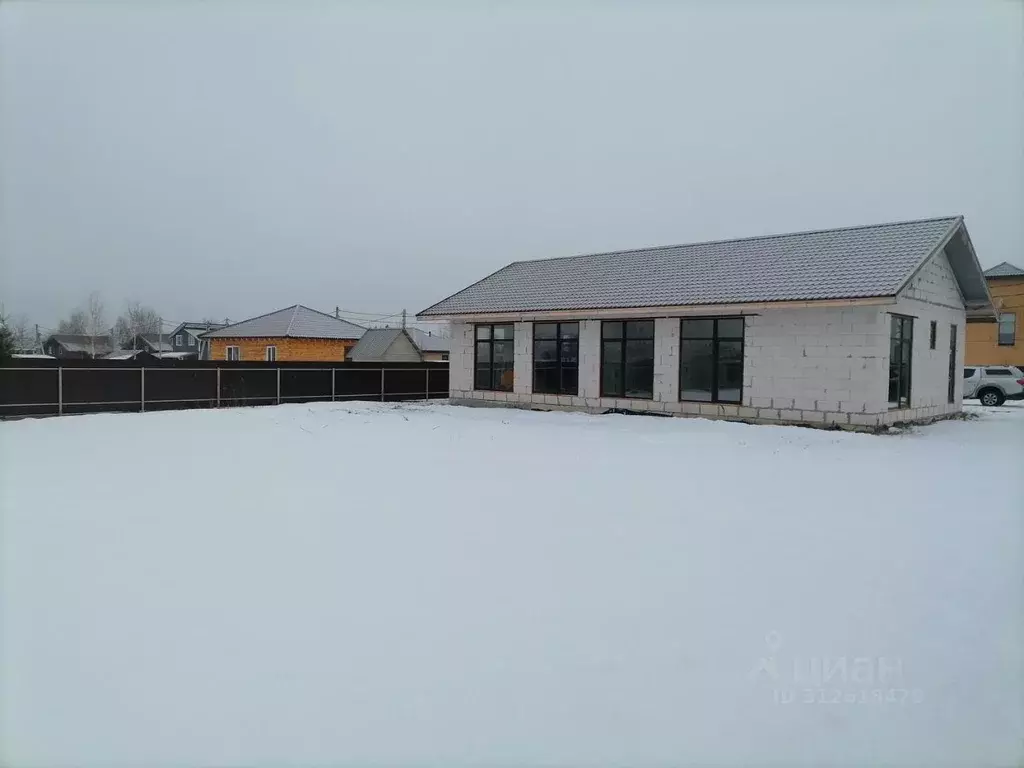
[1,403,1021,767]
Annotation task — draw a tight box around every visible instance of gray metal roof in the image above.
[984,261,1024,279]
[47,334,115,354]
[201,305,366,339]
[347,328,410,361]
[138,334,173,352]
[407,327,450,352]
[419,216,974,316]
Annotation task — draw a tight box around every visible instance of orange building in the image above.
[201,305,365,362]
[965,262,1023,367]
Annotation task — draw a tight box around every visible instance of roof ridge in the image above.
[510,214,964,268]
[296,304,367,330]
[210,304,300,335]
[284,305,301,336]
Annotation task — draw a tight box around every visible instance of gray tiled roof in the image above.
[138,334,173,352]
[48,334,115,354]
[347,328,409,361]
[201,305,365,340]
[407,327,450,352]
[984,261,1024,278]
[419,216,965,315]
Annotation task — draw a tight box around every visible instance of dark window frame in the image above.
[948,324,957,404]
[929,321,937,350]
[888,314,913,409]
[600,319,655,400]
[532,321,580,396]
[679,317,745,404]
[474,323,515,392]
[997,312,1016,346]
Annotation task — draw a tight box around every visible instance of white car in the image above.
[963,365,1024,406]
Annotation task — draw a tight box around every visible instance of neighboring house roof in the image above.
[136,334,173,352]
[407,327,450,352]
[155,351,197,359]
[46,335,115,354]
[348,328,418,361]
[169,321,227,339]
[12,353,55,359]
[419,216,992,316]
[104,350,148,360]
[201,305,366,340]
[984,261,1024,279]
[348,327,451,361]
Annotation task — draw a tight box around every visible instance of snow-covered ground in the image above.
[1,402,1021,768]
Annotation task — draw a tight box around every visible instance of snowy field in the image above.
[1,401,1021,768]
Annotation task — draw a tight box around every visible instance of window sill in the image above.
[601,394,654,401]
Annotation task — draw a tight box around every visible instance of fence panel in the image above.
[63,367,141,414]
[218,368,278,407]
[0,367,59,417]
[143,368,219,411]
[334,367,387,400]
[281,369,333,403]
[0,361,450,418]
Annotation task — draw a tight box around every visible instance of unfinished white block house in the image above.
[419,216,995,428]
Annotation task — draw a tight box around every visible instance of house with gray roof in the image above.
[43,334,115,359]
[199,305,365,361]
[419,215,995,429]
[167,321,227,359]
[348,327,450,363]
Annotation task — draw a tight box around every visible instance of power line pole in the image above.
[335,306,340,319]
[401,309,406,329]
[34,323,41,352]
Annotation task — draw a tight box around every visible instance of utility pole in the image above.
[34,324,41,352]
[335,306,340,319]
[401,309,407,329]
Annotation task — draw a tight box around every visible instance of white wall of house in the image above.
[886,246,966,420]
[447,249,967,429]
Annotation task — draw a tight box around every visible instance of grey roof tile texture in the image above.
[984,261,1024,278]
[202,305,365,340]
[419,217,964,316]
[347,328,407,360]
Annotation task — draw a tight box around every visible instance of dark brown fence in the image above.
[0,359,450,418]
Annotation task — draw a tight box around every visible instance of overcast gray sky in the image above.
[1,1,1021,332]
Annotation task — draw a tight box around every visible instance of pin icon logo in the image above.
[750,631,783,682]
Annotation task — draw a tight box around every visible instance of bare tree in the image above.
[57,310,88,335]
[113,301,161,347]
[85,291,106,356]
[8,313,31,351]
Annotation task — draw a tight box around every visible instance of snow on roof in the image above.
[12,353,55,359]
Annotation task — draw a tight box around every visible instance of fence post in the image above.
[216,367,221,408]
[140,367,146,413]
[58,368,63,416]
[331,368,336,402]
[380,368,385,402]
[277,368,281,405]
[425,367,430,401]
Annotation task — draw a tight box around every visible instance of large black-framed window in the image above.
[475,323,514,391]
[533,322,579,395]
[601,320,655,399]
[948,323,958,404]
[888,315,913,409]
[679,317,744,403]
